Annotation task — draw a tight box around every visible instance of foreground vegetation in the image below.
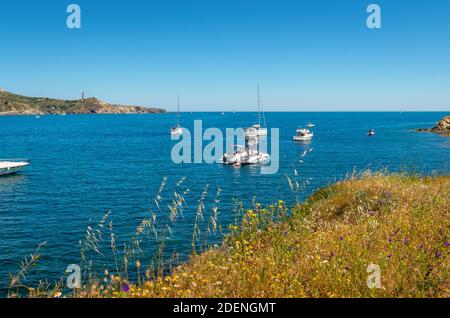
[9,173,450,298]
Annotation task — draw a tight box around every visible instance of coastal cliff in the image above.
[417,115,450,136]
[0,89,165,115]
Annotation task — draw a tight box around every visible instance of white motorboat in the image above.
[0,161,30,176]
[171,96,183,136]
[293,128,313,141]
[306,122,315,128]
[368,129,376,136]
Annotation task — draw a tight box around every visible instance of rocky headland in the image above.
[416,115,450,136]
[0,89,165,115]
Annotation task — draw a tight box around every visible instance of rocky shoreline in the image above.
[416,115,450,136]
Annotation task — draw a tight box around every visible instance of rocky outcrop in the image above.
[0,90,166,115]
[416,115,450,136]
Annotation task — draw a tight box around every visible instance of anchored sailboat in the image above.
[222,84,270,166]
[170,96,183,136]
[245,83,267,137]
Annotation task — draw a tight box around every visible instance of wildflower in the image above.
[330,251,335,257]
[104,269,109,276]
[403,237,410,244]
[136,260,141,269]
[121,284,130,292]
[445,241,450,247]
[387,254,392,259]
[339,236,343,241]
[388,238,392,243]
[436,251,442,258]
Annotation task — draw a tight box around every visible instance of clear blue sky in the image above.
[1,0,449,111]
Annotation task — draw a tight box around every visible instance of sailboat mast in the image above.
[177,96,181,126]
[257,83,261,127]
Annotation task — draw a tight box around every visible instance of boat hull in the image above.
[221,152,269,165]
[0,162,29,176]
[293,136,312,141]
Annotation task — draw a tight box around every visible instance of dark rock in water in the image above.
[416,115,450,136]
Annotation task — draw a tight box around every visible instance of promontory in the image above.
[0,89,165,115]
[416,115,450,136]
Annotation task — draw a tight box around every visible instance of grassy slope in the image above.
[110,174,449,298]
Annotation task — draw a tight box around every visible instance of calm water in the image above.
[0,112,449,295]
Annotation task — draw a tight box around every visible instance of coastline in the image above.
[8,173,449,298]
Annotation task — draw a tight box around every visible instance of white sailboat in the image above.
[0,160,30,176]
[170,96,183,136]
[245,83,267,137]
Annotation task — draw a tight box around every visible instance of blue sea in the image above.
[0,112,449,295]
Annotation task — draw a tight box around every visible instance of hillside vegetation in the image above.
[78,173,449,298]
[0,90,165,115]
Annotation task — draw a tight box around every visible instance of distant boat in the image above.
[306,122,315,128]
[368,129,376,136]
[170,96,183,136]
[293,128,313,141]
[35,116,40,119]
[0,160,30,176]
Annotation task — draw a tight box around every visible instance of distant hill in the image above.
[0,89,166,115]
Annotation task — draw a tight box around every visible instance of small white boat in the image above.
[170,125,183,136]
[0,161,30,176]
[368,129,376,136]
[306,122,315,128]
[171,96,183,136]
[293,128,313,141]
